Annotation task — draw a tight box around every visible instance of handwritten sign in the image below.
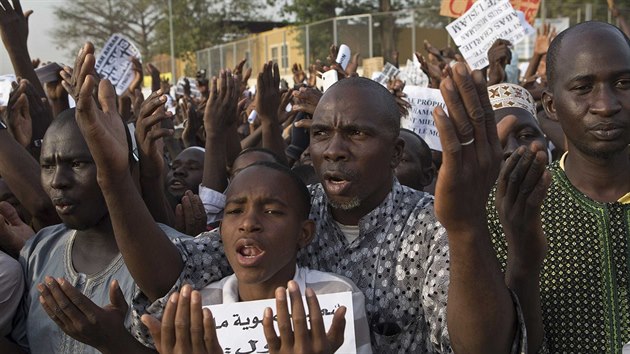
[440,0,540,24]
[361,57,384,80]
[402,86,447,151]
[0,74,15,106]
[205,291,356,354]
[446,0,526,70]
[95,33,142,95]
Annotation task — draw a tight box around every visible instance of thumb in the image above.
[24,10,33,22]
[327,306,346,351]
[17,94,30,119]
[108,279,128,313]
[141,314,163,352]
[0,201,23,226]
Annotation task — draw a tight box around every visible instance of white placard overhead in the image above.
[0,74,16,106]
[446,0,526,70]
[95,33,142,95]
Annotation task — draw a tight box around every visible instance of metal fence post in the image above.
[411,11,416,55]
[306,25,310,67]
[368,14,373,58]
[333,18,338,45]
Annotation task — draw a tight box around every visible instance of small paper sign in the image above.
[0,74,16,106]
[402,86,447,151]
[440,0,541,24]
[446,0,526,70]
[95,33,142,95]
[205,291,356,354]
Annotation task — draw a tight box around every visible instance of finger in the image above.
[77,51,95,92]
[146,128,174,143]
[0,0,13,12]
[496,148,522,201]
[138,90,164,119]
[38,277,72,325]
[275,286,294,346]
[0,201,22,225]
[190,194,206,227]
[203,308,223,352]
[161,291,179,350]
[174,285,193,351]
[288,281,308,345]
[326,306,347,351]
[294,118,312,129]
[190,290,206,353]
[305,288,326,342]
[14,0,24,15]
[98,79,118,115]
[273,62,280,89]
[527,169,551,210]
[450,63,483,144]
[175,204,185,232]
[39,293,66,328]
[516,148,548,206]
[181,193,195,229]
[108,279,128,313]
[55,277,102,322]
[141,314,164,353]
[262,307,281,351]
[505,147,534,206]
[432,106,462,166]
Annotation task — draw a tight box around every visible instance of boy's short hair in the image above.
[235,161,311,219]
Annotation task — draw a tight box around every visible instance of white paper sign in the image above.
[402,86,447,151]
[399,59,429,87]
[95,33,142,95]
[373,62,400,85]
[446,0,526,70]
[0,74,16,106]
[205,291,356,354]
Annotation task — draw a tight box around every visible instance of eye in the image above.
[571,84,592,93]
[225,208,242,215]
[40,164,55,171]
[312,129,328,138]
[615,79,630,90]
[264,209,284,215]
[72,161,88,168]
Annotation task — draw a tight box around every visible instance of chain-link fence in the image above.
[196,3,630,80]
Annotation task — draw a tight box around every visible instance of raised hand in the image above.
[292,63,306,85]
[263,281,346,354]
[61,42,100,102]
[233,58,252,93]
[345,53,361,77]
[38,277,150,354]
[415,52,443,89]
[174,190,207,236]
[147,63,162,93]
[496,141,550,271]
[0,201,34,258]
[255,62,281,123]
[141,284,223,354]
[136,89,173,177]
[71,43,129,187]
[204,70,240,137]
[486,39,512,85]
[533,23,556,56]
[291,86,322,116]
[5,81,32,148]
[307,64,319,87]
[127,57,144,95]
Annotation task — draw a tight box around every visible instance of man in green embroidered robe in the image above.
[488,21,630,353]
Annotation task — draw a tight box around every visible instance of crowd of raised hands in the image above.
[2,0,630,352]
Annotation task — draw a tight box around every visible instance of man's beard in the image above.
[328,197,361,210]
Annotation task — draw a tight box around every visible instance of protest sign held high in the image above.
[441,0,541,24]
[446,0,526,70]
[95,33,142,95]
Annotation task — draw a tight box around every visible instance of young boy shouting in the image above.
[141,162,372,353]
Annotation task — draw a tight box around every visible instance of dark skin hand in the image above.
[292,63,307,85]
[141,284,223,354]
[5,80,32,148]
[38,277,156,354]
[415,51,444,89]
[434,63,516,353]
[255,61,288,165]
[0,0,43,97]
[486,39,512,86]
[291,86,322,116]
[0,200,34,258]
[61,42,100,103]
[45,79,70,118]
[174,190,207,236]
[263,281,346,354]
[233,58,252,93]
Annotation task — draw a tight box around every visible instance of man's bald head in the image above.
[546,21,630,89]
[319,77,401,137]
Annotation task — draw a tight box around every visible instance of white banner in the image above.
[95,33,142,95]
[205,291,356,354]
[0,74,16,106]
[402,86,447,151]
[446,0,526,70]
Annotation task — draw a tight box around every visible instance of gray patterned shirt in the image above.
[131,179,526,353]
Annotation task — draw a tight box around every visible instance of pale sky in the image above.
[0,0,71,75]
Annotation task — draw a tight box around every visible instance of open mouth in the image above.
[53,199,76,214]
[323,172,352,194]
[169,179,186,189]
[236,243,265,266]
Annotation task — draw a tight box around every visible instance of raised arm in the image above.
[434,63,517,353]
[69,42,183,301]
[201,70,240,193]
[255,62,288,165]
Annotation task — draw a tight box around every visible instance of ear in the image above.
[419,165,436,188]
[541,89,558,122]
[390,136,405,169]
[297,219,316,249]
